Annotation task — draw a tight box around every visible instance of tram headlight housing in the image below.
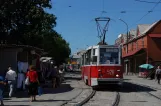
[98,69,101,72]
[116,74,119,77]
[117,70,120,72]
[98,69,102,77]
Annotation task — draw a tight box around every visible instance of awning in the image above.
[122,48,146,58]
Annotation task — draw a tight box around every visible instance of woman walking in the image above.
[26,66,39,102]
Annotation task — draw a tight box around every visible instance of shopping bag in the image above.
[25,77,30,85]
[38,86,43,96]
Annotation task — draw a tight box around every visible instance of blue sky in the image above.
[46,0,161,54]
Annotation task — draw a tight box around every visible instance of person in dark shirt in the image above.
[156,66,161,84]
[0,76,6,106]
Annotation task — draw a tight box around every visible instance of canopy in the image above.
[139,64,154,70]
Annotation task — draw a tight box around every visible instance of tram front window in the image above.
[100,48,119,64]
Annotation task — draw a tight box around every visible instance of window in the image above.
[85,50,91,65]
[93,49,95,55]
[92,49,97,64]
[142,38,144,47]
[136,41,138,49]
[100,48,119,64]
[131,43,133,51]
[92,56,97,64]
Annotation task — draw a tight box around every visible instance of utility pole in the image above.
[119,18,129,43]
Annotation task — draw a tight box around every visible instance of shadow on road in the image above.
[5,105,30,106]
[43,83,74,94]
[5,99,69,102]
[64,77,81,80]
[95,82,156,92]
[123,79,131,81]
[4,83,74,99]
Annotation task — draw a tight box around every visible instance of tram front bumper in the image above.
[97,78,123,85]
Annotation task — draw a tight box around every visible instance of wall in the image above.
[0,48,18,75]
[147,22,161,61]
[122,35,147,57]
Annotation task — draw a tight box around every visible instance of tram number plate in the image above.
[106,70,114,75]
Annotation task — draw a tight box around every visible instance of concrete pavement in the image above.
[3,80,88,106]
[124,75,161,90]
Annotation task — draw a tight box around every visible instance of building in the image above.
[121,20,161,74]
[69,50,86,70]
[0,43,43,75]
[115,30,137,46]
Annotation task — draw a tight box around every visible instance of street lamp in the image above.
[119,18,129,42]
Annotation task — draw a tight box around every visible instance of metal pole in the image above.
[119,18,129,42]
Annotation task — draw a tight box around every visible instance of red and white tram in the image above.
[81,45,123,87]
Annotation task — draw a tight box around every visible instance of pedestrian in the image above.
[26,65,39,102]
[55,66,60,88]
[50,65,57,88]
[5,67,17,98]
[0,76,6,106]
[156,66,161,84]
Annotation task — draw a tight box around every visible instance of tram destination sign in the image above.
[105,48,118,52]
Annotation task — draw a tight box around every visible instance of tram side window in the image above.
[100,48,119,64]
[92,49,97,64]
[92,56,97,64]
[81,55,84,65]
[85,50,91,65]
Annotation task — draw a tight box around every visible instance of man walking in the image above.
[156,66,161,84]
[5,67,17,98]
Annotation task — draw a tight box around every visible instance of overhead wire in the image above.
[128,0,161,30]
[135,0,161,3]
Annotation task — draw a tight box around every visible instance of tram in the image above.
[81,45,123,88]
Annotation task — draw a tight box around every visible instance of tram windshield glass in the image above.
[100,48,119,64]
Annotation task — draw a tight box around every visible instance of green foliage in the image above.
[0,0,71,64]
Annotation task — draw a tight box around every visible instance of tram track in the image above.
[60,80,94,106]
[82,89,120,106]
[60,80,84,106]
[112,92,120,106]
[62,72,121,106]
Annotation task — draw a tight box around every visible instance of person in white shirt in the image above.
[5,67,17,98]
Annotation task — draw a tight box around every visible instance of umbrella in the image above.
[139,64,154,70]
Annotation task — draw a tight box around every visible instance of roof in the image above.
[123,20,161,45]
[40,57,52,62]
[0,44,45,55]
[0,44,43,51]
[129,29,137,37]
[142,20,159,35]
[137,24,151,35]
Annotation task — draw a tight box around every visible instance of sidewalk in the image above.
[124,75,161,90]
[3,80,84,106]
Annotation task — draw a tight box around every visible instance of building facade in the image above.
[121,20,161,74]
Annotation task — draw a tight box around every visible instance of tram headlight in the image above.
[116,74,119,77]
[117,70,120,72]
[98,69,101,72]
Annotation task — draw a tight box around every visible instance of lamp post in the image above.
[119,18,129,75]
[119,18,129,43]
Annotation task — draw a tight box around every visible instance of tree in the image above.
[43,31,71,64]
[0,0,71,64]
